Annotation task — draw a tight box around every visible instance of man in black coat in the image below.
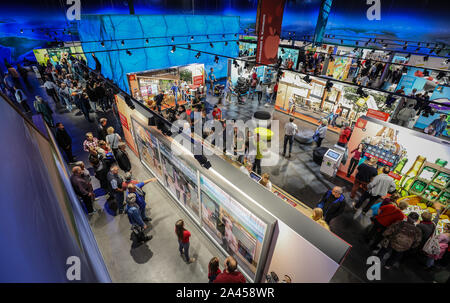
[116,142,131,172]
[96,117,108,141]
[55,122,75,163]
[317,186,346,224]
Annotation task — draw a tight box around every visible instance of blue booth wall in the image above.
[77,14,239,93]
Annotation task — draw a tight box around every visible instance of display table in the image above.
[399,196,450,234]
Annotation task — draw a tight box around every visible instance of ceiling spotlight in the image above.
[210,42,214,48]
[236,41,240,45]
[424,55,429,61]
[222,34,225,38]
[353,48,358,52]
[214,55,219,63]
[171,36,174,42]
[126,50,132,56]
[416,47,420,52]
[121,40,125,46]
[405,53,411,59]
[195,51,201,59]
[426,43,430,47]
[101,41,105,47]
[403,45,407,50]
[418,42,421,46]
[234,33,237,37]
[191,36,194,41]
[302,75,312,84]
[224,41,228,46]
[31,29,34,32]
[206,35,210,39]
[20,29,24,34]
[187,44,191,49]
[171,45,176,53]
[365,41,369,46]
[356,41,359,46]
[145,38,149,44]
[340,39,343,44]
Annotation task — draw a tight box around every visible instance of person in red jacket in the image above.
[213,256,246,283]
[366,200,408,251]
[337,122,352,147]
[175,219,196,263]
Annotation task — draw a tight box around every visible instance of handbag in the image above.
[380,237,389,248]
[422,225,441,256]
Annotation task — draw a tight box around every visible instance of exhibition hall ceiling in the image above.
[0,0,449,62]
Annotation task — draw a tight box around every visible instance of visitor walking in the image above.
[337,122,352,148]
[13,86,31,113]
[353,166,396,215]
[255,81,263,104]
[116,142,131,172]
[55,122,75,163]
[175,219,196,263]
[350,157,378,199]
[43,77,60,105]
[33,96,54,127]
[96,117,108,141]
[106,126,121,158]
[377,212,422,269]
[313,119,328,147]
[283,117,298,158]
[396,103,416,127]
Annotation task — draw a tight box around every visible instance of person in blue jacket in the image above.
[316,186,346,224]
[428,114,448,137]
[126,178,157,222]
[125,193,146,229]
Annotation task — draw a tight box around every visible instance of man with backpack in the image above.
[377,212,422,269]
[126,193,152,243]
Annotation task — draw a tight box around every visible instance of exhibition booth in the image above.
[33,43,87,66]
[275,70,396,128]
[115,93,351,283]
[337,116,449,232]
[127,63,205,110]
[228,56,276,86]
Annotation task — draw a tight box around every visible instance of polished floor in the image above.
[15,70,449,283]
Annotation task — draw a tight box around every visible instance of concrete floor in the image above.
[16,70,449,283]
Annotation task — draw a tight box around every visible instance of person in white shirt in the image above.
[265,84,273,107]
[43,77,61,105]
[180,80,188,101]
[259,173,272,191]
[239,162,253,177]
[283,117,298,158]
[288,96,296,115]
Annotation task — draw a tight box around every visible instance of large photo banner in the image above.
[255,0,286,65]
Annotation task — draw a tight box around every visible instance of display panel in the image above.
[131,118,163,180]
[158,140,200,219]
[200,174,267,280]
[132,118,200,220]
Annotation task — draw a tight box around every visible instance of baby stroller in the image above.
[234,76,250,104]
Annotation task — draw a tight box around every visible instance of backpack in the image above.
[391,222,417,252]
[422,226,441,256]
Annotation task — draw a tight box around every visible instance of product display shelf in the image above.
[408,162,449,208]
